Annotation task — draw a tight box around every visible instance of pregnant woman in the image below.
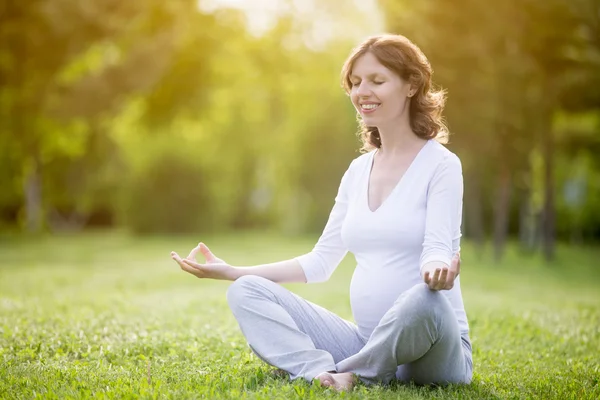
[171,34,472,392]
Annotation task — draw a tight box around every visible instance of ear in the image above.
[407,78,418,97]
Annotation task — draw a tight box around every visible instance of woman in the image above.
[171,34,472,392]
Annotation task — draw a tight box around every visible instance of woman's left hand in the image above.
[423,252,461,291]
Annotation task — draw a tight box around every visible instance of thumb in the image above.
[199,242,216,262]
[452,252,461,274]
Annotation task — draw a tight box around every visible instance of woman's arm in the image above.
[172,243,307,283]
[420,153,463,290]
[232,259,307,283]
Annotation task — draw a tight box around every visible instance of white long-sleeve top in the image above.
[295,139,469,340]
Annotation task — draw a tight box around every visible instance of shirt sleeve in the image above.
[294,159,355,283]
[420,153,463,271]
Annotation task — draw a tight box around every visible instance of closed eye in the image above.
[351,80,384,87]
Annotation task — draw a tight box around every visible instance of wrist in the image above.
[228,266,243,281]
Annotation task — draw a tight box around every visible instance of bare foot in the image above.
[315,372,356,391]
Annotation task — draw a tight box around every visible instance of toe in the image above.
[315,372,334,387]
[322,377,334,387]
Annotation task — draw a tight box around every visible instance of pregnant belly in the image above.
[349,266,422,338]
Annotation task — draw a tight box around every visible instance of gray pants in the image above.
[227,275,473,385]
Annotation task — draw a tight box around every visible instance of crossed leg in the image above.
[227,275,365,382]
[228,277,472,391]
[336,283,472,386]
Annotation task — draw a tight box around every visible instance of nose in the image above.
[355,82,372,98]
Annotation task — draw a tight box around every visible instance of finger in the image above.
[180,262,197,274]
[171,252,188,269]
[187,243,202,260]
[453,253,461,276]
[432,268,441,285]
[444,271,456,289]
[438,268,449,290]
[434,268,445,290]
[199,243,219,263]
[423,271,431,285]
[427,269,438,290]
[171,252,196,274]
[451,254,459,270]
[183,259,205,270]
[435,267,448,290]
[439,267,448,284]
[171,251,181,262]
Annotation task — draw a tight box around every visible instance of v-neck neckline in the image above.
[365,140,431,213]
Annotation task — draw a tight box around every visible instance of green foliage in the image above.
[2,0,600,244]
[0,232,599,398]
[380,0,600,249]
[120,151,212,234]
[0,0,201,232]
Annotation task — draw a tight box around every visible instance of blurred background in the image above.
[1,0,600,262]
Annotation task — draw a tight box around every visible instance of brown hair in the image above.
[341,34,449,152]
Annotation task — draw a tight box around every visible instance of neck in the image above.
[376,117,424,157]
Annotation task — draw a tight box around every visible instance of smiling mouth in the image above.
[360,104,380,111]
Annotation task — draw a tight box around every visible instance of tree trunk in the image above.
[518,187,537,253]
[541,124,556,262]
[539,73,556,263]
[23,155,43,233]
[464,167,485,258]
[231,156,256,229]
[493,164,512,263]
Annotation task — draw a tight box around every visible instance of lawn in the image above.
[0,231,599,399]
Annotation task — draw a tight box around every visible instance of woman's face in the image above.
[349,52,413,127]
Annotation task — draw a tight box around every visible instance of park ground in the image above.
[0,231,599,399]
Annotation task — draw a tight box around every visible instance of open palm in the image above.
[171,243,234,280]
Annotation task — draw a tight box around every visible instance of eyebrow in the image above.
[349,73,385,80]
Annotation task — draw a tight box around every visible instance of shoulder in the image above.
[350,151,373,168]
[344,151,373,176]
[334,151,372,196]
[336,151,372,188]
[427,140,462,172]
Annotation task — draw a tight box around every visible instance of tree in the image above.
[380,0,598,260]
[0,0,192,232]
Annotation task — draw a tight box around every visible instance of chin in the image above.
[361,116,382,127]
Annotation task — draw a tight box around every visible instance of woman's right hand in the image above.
[171,243,236,281]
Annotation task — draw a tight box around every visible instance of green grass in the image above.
[0,231,599,399]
